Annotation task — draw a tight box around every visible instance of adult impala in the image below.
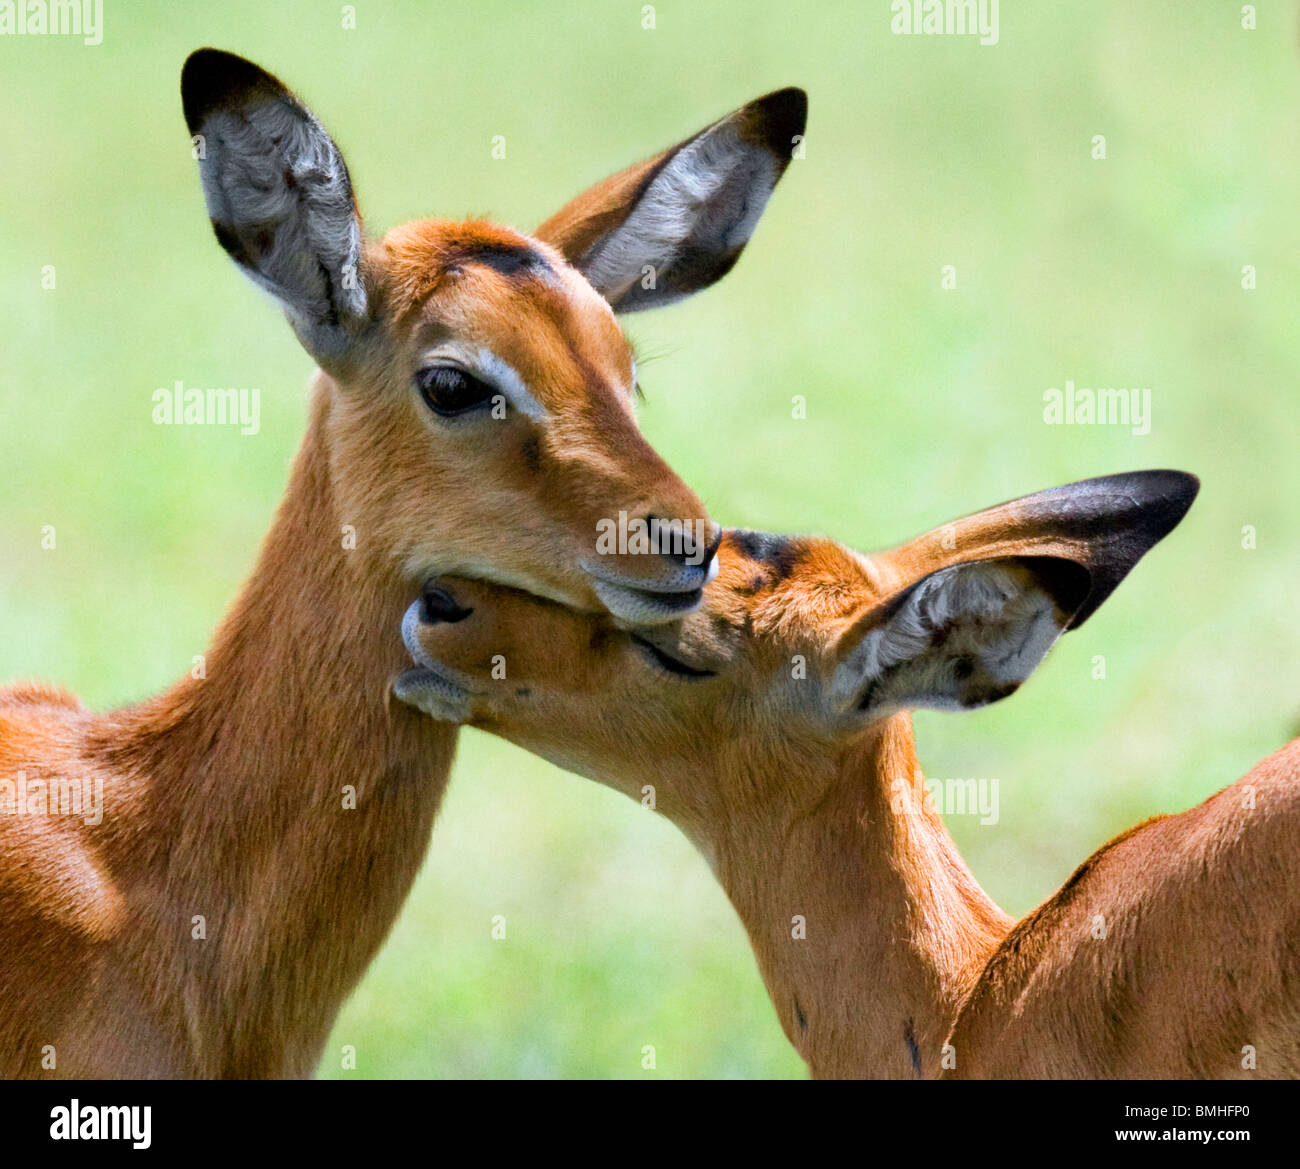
[391,471,1262,1079]
[0,49,805,1078]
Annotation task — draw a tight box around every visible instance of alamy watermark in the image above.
[893,772,1000,825]
[0,769,103,827]
[50,1100,150,1149]
[0,0,102,45]
[890,0,999,46]
[595,511,709,566]
[1043,380,1151,436]
[152,381,261,435]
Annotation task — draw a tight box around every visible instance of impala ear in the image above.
[535,87,806,311]
[831,556,1091,718]
[181,48,368,364]
[831,471,1199,718]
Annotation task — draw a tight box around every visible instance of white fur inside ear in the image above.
[198,99,364,352]
[581,121,777,305]
[831,561,1067,716]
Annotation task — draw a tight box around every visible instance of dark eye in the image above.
[629,635,716,680]
[415,366,496,417]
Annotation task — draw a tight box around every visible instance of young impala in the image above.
[0,49,805,1078]
[389,471,1292,1080]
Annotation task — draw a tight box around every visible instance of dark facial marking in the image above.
[733,572,769,598]
[452,241,553,279]
[730,529,799,581]
[710,613,736,639]
[903,1017,922,1078]
[520,434,542,475]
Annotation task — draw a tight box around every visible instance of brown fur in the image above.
[0,75,804,1076]
[397,476,1297,1080]
[0,411,450,1078]
[403,530,1015,1078]
[945,741,1300,1079]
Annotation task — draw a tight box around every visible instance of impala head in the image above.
[181,49,806,624]
[394,471,1197,818]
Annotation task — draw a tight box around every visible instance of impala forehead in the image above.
[429,280,633,413]
[704,531,876,653]
[394,231,636,410]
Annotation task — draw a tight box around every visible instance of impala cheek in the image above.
[519,434,543,476]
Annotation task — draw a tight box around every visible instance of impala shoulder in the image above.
[954,814,1172,1013]
[0,698,126,943]
[0,683,88,773]
[1239,735,1300,803]
[0,679,86,713]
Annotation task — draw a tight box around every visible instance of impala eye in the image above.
[415,366,496,417]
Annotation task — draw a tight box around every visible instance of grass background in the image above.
[3,1,1299,1078]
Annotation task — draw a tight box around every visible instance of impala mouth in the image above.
[392,600,476,722]
[581,558,718,626]
[629,634,717,679]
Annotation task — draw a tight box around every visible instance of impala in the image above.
[0,49,805,1078]
[390,471,1259,1079]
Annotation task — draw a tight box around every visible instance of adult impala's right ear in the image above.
[181,48,368,364]
[536,87,807,311]
[830,471,1199,719]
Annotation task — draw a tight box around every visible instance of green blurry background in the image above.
[3,1,1299,1078]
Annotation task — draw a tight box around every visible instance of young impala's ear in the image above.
[831,470,1199,718]
[535,87,807,311]
[181,48,368,364]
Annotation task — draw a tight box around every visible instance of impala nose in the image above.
[580,516,720,626]
[419,585,474,625]
[644,516,723,574]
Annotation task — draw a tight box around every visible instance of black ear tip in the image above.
[1163,468,1199,521]
[1061,469,1199,629]
[765,86,808,118]
[181,48,284,133]
[182,46,242,73]
[1130,467,1199,496]
[1128,468,1200,537]
[752,86,808,157]
[1162,469,1200,512]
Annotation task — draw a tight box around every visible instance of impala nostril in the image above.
[419,586,474,625]
[643,514,718,571]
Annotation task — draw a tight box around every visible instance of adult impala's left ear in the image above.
[535,87,807,311]
[830,471,1199,718]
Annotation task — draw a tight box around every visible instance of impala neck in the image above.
[708,715,1012,1079]
[106,382,452,1078]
